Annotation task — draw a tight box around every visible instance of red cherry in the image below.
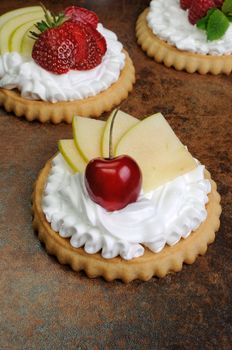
[84,155,142,211]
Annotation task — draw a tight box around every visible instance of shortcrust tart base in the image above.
[136,8,232,75]
[32,158,221,282]
[0,50,135,123]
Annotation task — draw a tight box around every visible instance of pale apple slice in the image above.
[58,140,87,173]
[101,109,139,157]
[21,23,39,56]
[0,9,43,53]
[0,6,41,30]
[116,113,197,192]
[10,18,43,53]
[73,116,106,162]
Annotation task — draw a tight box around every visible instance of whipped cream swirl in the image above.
[147,0,232,55]
[0,24,125,102]
[42,154,211,260]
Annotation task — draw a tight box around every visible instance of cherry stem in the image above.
[109,108,119,159]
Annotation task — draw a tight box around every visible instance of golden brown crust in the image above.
[136,8,232,75]
[0,50,135,123]
[32,158,221,282]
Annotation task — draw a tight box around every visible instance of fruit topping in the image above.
[73,116,105,162]
[59,110,196,198]
[84,110,142,211]
[64,6,99,28]
[188,0,216,24]
[85,155,142,212]
[180,0,232,41]
[101,110,138,158]
[180,0,193,10]
[72,23,107,70]
[202,8,229,40]
[115,113,196,192]
[32,22,80,74]
[31,5,106,74]
[214,0,224,6]
[59,139,87,173]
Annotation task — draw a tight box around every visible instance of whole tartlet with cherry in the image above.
[32,110,221,282]
[136,0,232,74]
[0,5,135,122]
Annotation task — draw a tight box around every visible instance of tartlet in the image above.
[136,7,232,75]
[0,6,135,122]
[0,51,135,123]
[32,159,221,282]
[32,112,221,282]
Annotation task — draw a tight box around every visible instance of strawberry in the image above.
[84,23,107,55]
[31,6,107,74]
[64,6,99,28]
[72,22,107,70]
[32,22,79,74]
[180,0,193,10]
[32,21,107,74]
[213,0,223,7]
[188,0,216,24]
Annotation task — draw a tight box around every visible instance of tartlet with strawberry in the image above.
[136,0,232,74]
[32,110,221,282]
[0,5,135,122]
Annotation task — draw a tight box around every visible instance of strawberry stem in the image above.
[109,108,119,159]
[30,3,68,39]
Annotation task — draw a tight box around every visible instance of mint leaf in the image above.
[197,8,216,30]
[222,0,232,15]
[207,9,230,41]
[197,17,208,30]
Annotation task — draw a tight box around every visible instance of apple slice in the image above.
[101,110,139,157]
[10,18,43,53]
[58,140,87,173]
[0,9,43,53]
[21,23,39,56]
[116,113,197,192]
[0,6,41,30]
[73,116,106,162]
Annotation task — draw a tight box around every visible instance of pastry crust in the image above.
[136,8,232,75]
[32,158,221,282]
[0,50,135,123]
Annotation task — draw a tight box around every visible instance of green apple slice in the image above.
[0,9,43,53]
[21,23,39,56]
[58,140,87,173]
[101,109,139,158]
[116,113,197,192]
[10,18,43,53]
[73,116,106,162]
[0,6,41,30]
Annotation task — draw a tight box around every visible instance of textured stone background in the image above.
[0,0,231,349]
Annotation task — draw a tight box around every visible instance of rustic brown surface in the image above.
[0,0,231,349]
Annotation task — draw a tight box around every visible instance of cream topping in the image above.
[42,154,211,260]
[0,24,125,102]
[147,0,232,55]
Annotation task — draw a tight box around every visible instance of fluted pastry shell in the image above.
[0,50,135,123]
[32,157,221,282]
[136,8,232,75]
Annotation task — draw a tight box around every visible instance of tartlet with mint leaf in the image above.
[136,0,232,74]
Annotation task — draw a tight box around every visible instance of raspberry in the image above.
[188,0,216,24]
[180,0,193,10]
[213,0,223,6]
